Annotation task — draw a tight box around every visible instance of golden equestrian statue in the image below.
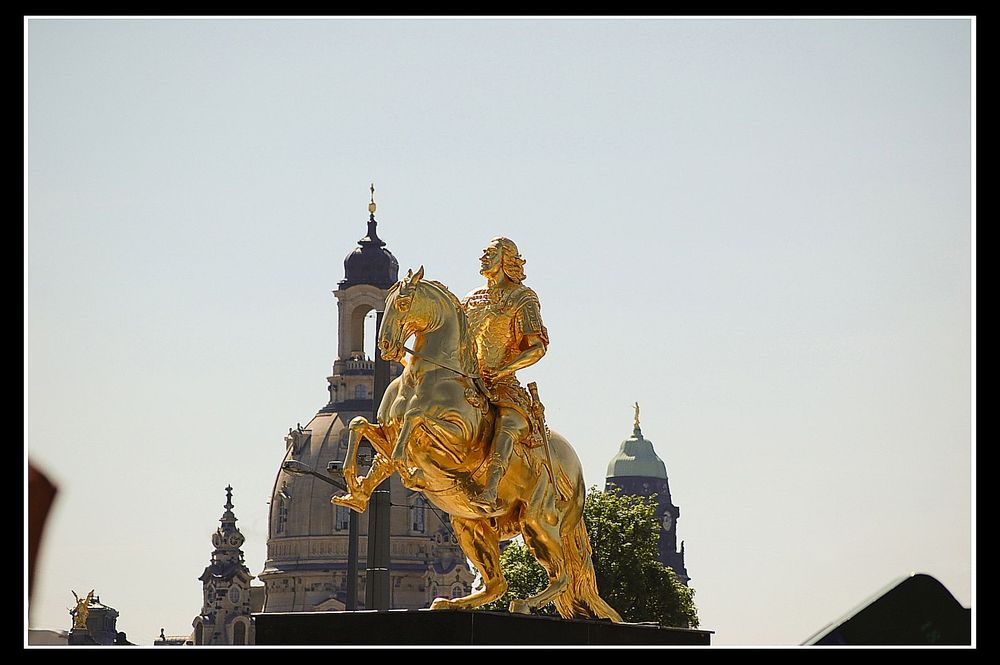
[334,238,621,622]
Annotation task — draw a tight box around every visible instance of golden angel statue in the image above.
[70,589,94,630]
[334,238,621,622]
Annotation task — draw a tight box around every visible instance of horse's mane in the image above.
[424,279,462,310]
[419,279,477,374]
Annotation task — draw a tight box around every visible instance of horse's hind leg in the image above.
[332,417,393,513]
[510,507,570,616]
[429,518,507,611]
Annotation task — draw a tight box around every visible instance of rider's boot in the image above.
[474,429,514,510]
[476,454,506,510]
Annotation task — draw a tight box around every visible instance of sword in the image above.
[527,382,560,496]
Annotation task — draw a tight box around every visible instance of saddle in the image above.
[464,378,546,449]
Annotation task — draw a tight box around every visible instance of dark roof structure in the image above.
[339,186,399,289]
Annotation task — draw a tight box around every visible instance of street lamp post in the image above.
[281,459,360,611]
[365,309,392,611]
[328,460,360,611]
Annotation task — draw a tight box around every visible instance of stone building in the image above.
[605,406,690,585]
[66,592,124,645]
[259,193,475,612]
[192,486,259,645]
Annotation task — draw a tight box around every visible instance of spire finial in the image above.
[633,402,641,436]
[224,485,234,511]
[369,183,377,216]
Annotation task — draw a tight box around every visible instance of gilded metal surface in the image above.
[71,590,93,630]
[334,240,621,622]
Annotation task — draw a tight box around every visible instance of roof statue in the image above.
[334,238,622,622]
[70,590,94,630]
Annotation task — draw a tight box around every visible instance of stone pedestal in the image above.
[254,609,712,646]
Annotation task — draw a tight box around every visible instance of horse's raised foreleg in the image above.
[429,517,506,611]
[332,416,393,513]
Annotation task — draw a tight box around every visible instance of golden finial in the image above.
[633,402,640,431]
[368,183,377,215]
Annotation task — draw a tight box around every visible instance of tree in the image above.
[479,488,699,628]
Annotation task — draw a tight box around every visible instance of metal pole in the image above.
[365,309,392,611]
[286,459,361,612]
[346,510,359,610]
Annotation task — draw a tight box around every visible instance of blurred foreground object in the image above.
[803,573,971,645]
[28,461,57,601]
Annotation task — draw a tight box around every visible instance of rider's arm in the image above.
[492,298,548,380]
[493,334,546,380]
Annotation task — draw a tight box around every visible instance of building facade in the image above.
[259,195,475,612]
[605,407,690,585]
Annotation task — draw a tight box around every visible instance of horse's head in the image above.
[379,266,430,362]
[379,266,475,370]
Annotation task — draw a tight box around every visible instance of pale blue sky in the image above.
[26,17,973,646]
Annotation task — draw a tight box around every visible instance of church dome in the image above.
[339,215,399,289]
[606,418,668,480]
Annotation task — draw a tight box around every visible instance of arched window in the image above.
[355,384,366,400]
[194,622,203,645]
[232,621,246,645]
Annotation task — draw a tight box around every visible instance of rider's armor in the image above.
[462,284,549,443]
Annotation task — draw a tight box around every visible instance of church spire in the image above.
[211,485,245,559]
[339,184,397,290]
[361,183,385,248]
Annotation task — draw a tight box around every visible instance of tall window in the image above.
[411,497,426,533]
[276,497,288,535]
[335,505,350,532]
[194,623,203,645]
[233,621,246,645]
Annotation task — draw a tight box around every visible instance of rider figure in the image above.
[462,237,548,510]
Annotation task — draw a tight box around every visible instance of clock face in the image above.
[661,513,673,532]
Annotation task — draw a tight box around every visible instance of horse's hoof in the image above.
[430,597,453,611]
[332,494,367,513]
[509,599,530,615]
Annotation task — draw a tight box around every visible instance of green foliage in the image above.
[479,488,699,628]
[481,539,560,617]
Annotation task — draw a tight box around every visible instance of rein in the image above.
[401,345,479,380]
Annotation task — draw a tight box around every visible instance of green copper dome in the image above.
[606,422,668,480]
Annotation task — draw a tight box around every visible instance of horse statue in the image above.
[333,266,621,622]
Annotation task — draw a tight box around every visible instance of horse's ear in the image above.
[413,265,424,283]
[404,268,413,282]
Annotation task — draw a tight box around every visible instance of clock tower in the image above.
[193,486,255,645]
[605,404,690,585]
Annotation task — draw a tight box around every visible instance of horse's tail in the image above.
[553,518,623,623]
